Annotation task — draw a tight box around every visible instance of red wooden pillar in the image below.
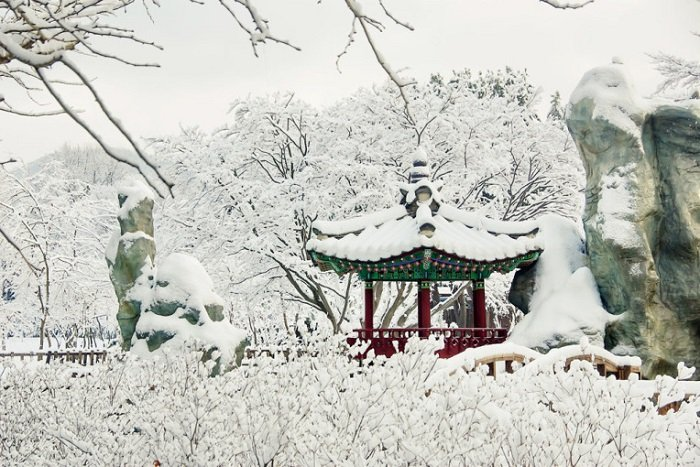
[364,281,374,335]
[473,279,486,329]
[418,281,431,338]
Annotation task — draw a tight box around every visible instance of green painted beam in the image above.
[309,248,540,282]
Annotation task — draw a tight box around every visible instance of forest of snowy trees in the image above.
[3,0,700,463]
[0,68,583,348]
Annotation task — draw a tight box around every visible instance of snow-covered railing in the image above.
[0,349,108,366]
[435,342,642,380]
[349,327,508,359]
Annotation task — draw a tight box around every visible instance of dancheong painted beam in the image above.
[310,247,540,282]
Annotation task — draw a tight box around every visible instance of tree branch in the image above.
[539,0,595,8]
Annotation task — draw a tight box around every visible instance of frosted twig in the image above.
[343,0,416,124]
[649,51,700,93]
[539,0,595,8]
[336,17,357,73]
[378,0,414,30]
[0,221,42,277]
[218,0,301,57]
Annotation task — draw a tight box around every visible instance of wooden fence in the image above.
[0,349,108,366]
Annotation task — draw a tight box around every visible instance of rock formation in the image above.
[508,215,614,352]
[566,63,700,378]
[106,182,156,350]
[106,180,247,372]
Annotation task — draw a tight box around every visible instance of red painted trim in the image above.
[473,279,486,328]
[364,282,374,330]
[350,327,508,359]
[418,281,431,337]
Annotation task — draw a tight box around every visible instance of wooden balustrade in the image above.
[461,352,641,380]
[562,354,641,380]
[348,327,508,359]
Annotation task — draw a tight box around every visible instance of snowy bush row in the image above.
[1,338,698,466]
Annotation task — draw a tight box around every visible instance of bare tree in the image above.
[0,0,302,196]
[651,50,700,95]
[1,0,597,196]
[0,165,51,348]
[1,1,170,195]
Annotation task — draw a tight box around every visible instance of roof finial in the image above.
[408,146,430,184]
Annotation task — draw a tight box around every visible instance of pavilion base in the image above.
[347,327,508,360]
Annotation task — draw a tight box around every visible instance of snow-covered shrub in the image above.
[1,340,697,465]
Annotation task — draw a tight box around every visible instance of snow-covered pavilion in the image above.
[307,148,543,358]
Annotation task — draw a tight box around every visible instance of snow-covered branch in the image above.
[218,0,301,56]
[650,51,700,94]
[341,0,416,123]
[539,0,596,8]
[1,0,601,197]
[0,0,176,194]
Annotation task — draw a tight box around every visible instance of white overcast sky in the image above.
[1,0,699,162]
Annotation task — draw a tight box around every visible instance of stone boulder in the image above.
[566,63,700,378]
[508,262,537,315]
[106,180,247,371]
[106,183,156,350]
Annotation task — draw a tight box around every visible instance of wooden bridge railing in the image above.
[0,349,108,366]
[562,353,641,380]
[465,351,642,380]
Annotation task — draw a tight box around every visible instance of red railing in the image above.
[347,327,508,359]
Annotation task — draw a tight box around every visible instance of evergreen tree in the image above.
[547,91,564,121]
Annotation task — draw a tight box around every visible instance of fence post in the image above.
[505,360,513,374]
[488,362,496,376]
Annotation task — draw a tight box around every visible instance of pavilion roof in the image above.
[307,148,543,264]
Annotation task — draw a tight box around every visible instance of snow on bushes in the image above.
[1,338,698,465]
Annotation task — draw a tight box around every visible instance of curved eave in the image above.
[310,247,541,282]
[312,205,408,238]
[437,205,540,237]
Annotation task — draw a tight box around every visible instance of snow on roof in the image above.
[308,148,542,263]
[312,205,407,237]
[438,205,538,236]
[308,210,542,262]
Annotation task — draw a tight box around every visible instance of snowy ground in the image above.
[1,338,698,465]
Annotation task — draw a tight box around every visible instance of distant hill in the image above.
[27,144,136,186]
